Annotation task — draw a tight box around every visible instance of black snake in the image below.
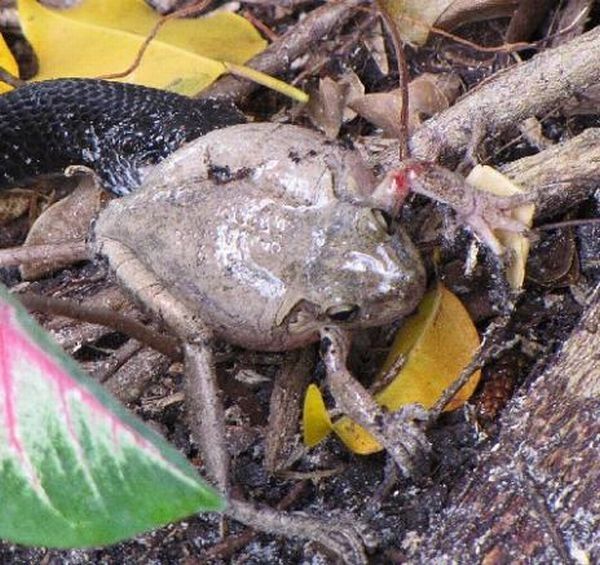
[0,78,245,196]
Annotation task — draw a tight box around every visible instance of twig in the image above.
[96,340,144,383]
[534,218,600,231]
[0,66,24,88]
[395,26,600,165]
[500,128,600,219]
[242,9,278,42]
[377,3,410,160]
[428,316,517,423]
[18,292,182,361]
[0,240,90,269]
[97,0,210,81]
[292,11,377,85]
[483,105,561,165]
[394,8,589,55]
[200,0,367,102]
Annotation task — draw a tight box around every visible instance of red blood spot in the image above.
[390,169,413,205]
[392,170,409,196]
[393,161,428,201]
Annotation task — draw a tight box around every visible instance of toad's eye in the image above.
[326,304,360,322]
[371,209,394,235]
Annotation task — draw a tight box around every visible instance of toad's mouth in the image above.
[279,298,322,336]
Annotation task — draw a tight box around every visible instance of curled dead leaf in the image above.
[377,0,455,45]
[377,0,519,45]
[437,0,520,32]
[349,72,462,137]
[306,72,365,139]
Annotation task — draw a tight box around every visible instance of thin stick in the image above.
[0,240,90,269]
[97,0,210,81]
[428,316,517,423]
[394,7,588,55]
[377,5,410,161]
[18,292,182,361]
[199,481,309,561]
[200,0,367,101]
[0,66,24,88]
[535,218,600,231]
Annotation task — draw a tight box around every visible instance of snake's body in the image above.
[0,79,245,195]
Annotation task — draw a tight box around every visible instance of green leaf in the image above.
[0,284,224,548]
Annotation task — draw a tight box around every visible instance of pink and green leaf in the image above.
[0,284,224,548]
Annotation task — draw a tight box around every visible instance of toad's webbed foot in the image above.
[320,327,432,481]
[379,404,431,479]
[228,500,372,565]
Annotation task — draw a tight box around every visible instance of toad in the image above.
[93,123,428,563]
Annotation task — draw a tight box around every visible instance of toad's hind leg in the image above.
[96,240,369,563]
[184,340,369,564]
[264,349,315,473]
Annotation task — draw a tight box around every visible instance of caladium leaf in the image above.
[0,284,224,548]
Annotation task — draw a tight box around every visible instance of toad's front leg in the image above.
[320,326,431,480]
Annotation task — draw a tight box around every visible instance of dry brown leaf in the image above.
[378,0,455,45]
[362,20,389,75]
[377,0,519,46]
[0,191,32,223]
[306,72,365,139]
[349,72,462,137]
[437,0,519,31]
[20,175,105,280]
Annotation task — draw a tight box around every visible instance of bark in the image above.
[199,0,366,101]
[376,25,600,170]
[500,127,600,219]
[407,286,600,563]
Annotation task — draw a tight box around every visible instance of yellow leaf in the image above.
[332,285,481,454]
[302,384,333,447]
[378,285,480,410]
[332,418,382,455]
[223,62,309,104]
[18,0,266,95]
[0,33,18,93]
[466,165,535,290]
